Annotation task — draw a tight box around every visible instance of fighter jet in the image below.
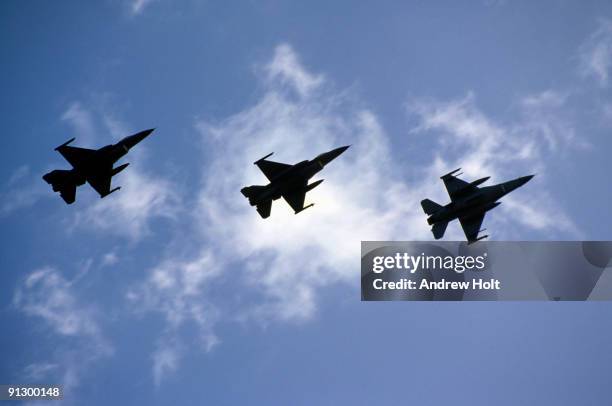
[241,146,350,218]
[42,128,154,204]
[421,168,534,243]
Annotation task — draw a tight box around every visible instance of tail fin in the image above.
[42,169,83,204]
[431,221,448,239]
[421,198,442,215]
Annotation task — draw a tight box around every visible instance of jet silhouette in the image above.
[421,168,534,243]
[42,128,154,204]
[241,146,350,218]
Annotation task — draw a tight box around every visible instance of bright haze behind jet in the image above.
[241,146,350,218]
[420,168,534,243]
[42,128,154,204]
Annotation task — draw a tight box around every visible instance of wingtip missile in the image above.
[111,163,129,176]
[441,168,462,179]
[468,235,489,245]
[102,187,121,198]
[254,152,274,164]
[305,179,324,192]
[470,176,490,187]
[295,203,315,214]
[55,137,76,151]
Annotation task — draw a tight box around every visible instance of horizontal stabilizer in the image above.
[42,169,83,204]
[431,221,448,239]
[256,200,272,219]
[421,198,443,215]
[241,185,267,205]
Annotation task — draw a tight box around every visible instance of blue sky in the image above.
[1,1,612,405]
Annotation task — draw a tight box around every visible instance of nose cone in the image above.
[315,145,350,166]
[119,128,155,150]
[518,174,535,186]
[503,174,535,194]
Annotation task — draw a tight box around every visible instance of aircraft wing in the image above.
[458,212,485,243]
[282,186,307,213]
[57,146,97,170]
[256,160,291,181]
[87,174,113,197]
[442,175,479,201]
[85,162,114,197]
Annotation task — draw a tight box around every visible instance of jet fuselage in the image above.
[43,128,154,203]
[71,129,152,177]
[246,146,348,206]
[427,176,534,225]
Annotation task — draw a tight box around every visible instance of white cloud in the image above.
[0,165,49,216]
[72,168,180,241]
[126,44,427,383]
[14,267,113,396]
[128,252,220,332]
[518,90,588,150]
[7,165,30,186]
[127,252,220,385]
[152,341,181,387]
[23,363,59,380]
[194,55,426,323]
[61,102,97,147]
[128,44,583,382]
[101,251,119,266]
[129,0,155,16]
[264,44,324,98]
[14,267,109,347]
[579,19,612,87]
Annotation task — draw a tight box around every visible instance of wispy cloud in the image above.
[126,44,425,382]
[127,45,587,383]
[127,252,220,385]
[263,43,324,98]
[61,102,97,147]
[14,267,112,396]
[129,0,156,16]
[101,251,119,266]
[151,340,181,387]
[0,165,49,216]
[23,363,60,380]
[194,44,426,321]
[14,267,110,349]
[579,18,612,87]
[72,167,180,241]
[42,44,586,385]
